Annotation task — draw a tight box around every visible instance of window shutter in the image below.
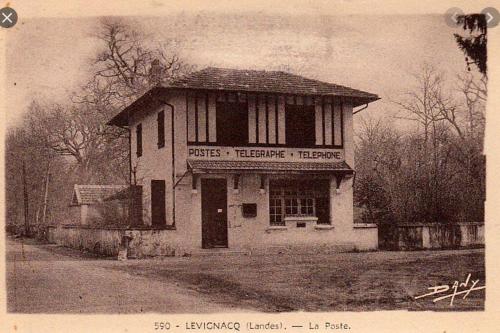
[157,110,165,148]
[136,123,143,157]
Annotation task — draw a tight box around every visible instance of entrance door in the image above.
[151,180,166,227]
[201,178,228,248]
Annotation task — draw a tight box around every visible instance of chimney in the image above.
[150,59,162,85]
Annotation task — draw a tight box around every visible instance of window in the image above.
[157,110,165,148]
[216,101,248,146]
[285,198,298,215]
[300,198,314,215]
[269,180,329,226]
[285,104,316,147]
[269,198,283,225]
[136,123,143,157]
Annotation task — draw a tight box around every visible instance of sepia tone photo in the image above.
[3,1,490,319]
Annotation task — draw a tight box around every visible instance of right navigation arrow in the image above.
[481,7,499,28]
[486,12,494,23]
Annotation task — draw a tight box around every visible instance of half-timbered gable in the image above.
[108,67,380,254]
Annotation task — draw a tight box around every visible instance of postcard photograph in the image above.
[2,0,493,323]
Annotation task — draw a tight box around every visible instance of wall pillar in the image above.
[422,226,430,248]
[81,205,88,225]
[330,176,354,235]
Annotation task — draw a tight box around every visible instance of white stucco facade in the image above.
[125,88,378,254]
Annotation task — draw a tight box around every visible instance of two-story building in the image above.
[108,67,380,254]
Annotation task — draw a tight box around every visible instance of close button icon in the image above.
[0,7,18,28]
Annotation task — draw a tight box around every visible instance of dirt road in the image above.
[6,237,484,313]
[6,238,244,313]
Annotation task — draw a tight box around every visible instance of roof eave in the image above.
[190,169,353,175]
[107,85,380,127]
[169,84,378,98]
[106,86,169,127]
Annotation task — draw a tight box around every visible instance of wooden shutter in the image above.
[157,111,165,148]
[136,123,142,157]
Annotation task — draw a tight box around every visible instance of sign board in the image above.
[187,145,344,162]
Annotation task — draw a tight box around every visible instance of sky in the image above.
[5,12,468,131]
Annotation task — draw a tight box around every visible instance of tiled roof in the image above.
[103,185,142,202]
[71,184,128,206]
[108,67,379,126]
[169,67,379,100]
[187,159,353,173]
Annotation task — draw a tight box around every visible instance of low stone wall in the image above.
[353,223,379,251]
[47,225,182,258]
[48,223,379,257]
[125,228,182,258]
[48,222,479,257]
[379,222,484,250]
[245,225,378,255]
[7,223,48,240]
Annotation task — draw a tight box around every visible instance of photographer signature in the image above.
[414,273,485,306]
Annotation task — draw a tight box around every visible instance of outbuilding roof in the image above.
[70,184,128,206]
[108,67,379,126]
[187,159,353,174]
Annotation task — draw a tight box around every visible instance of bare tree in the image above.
[393,64,447,144]
[92,19,193,107]
[355,64,485,225]
[455,72,486,140]
[22,19,194,183]
[23,100,119,183]
[6,19,194,234]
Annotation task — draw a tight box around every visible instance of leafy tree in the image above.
[454,14,487,75]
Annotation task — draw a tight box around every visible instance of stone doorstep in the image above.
[127,243,371,258]
[191,242,359,255]
[246,243,357,255]
[187,243,364,256]
[190,248,251,256]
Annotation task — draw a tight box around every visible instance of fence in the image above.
[378,222,484,250]
[47,225,182,258]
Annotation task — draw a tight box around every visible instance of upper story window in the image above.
[136,123,143,157]
[285,104,316,147]
[186,92,344,148]
[216,100,248,146]
[157,110,165,148]
[187,92,248,146]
